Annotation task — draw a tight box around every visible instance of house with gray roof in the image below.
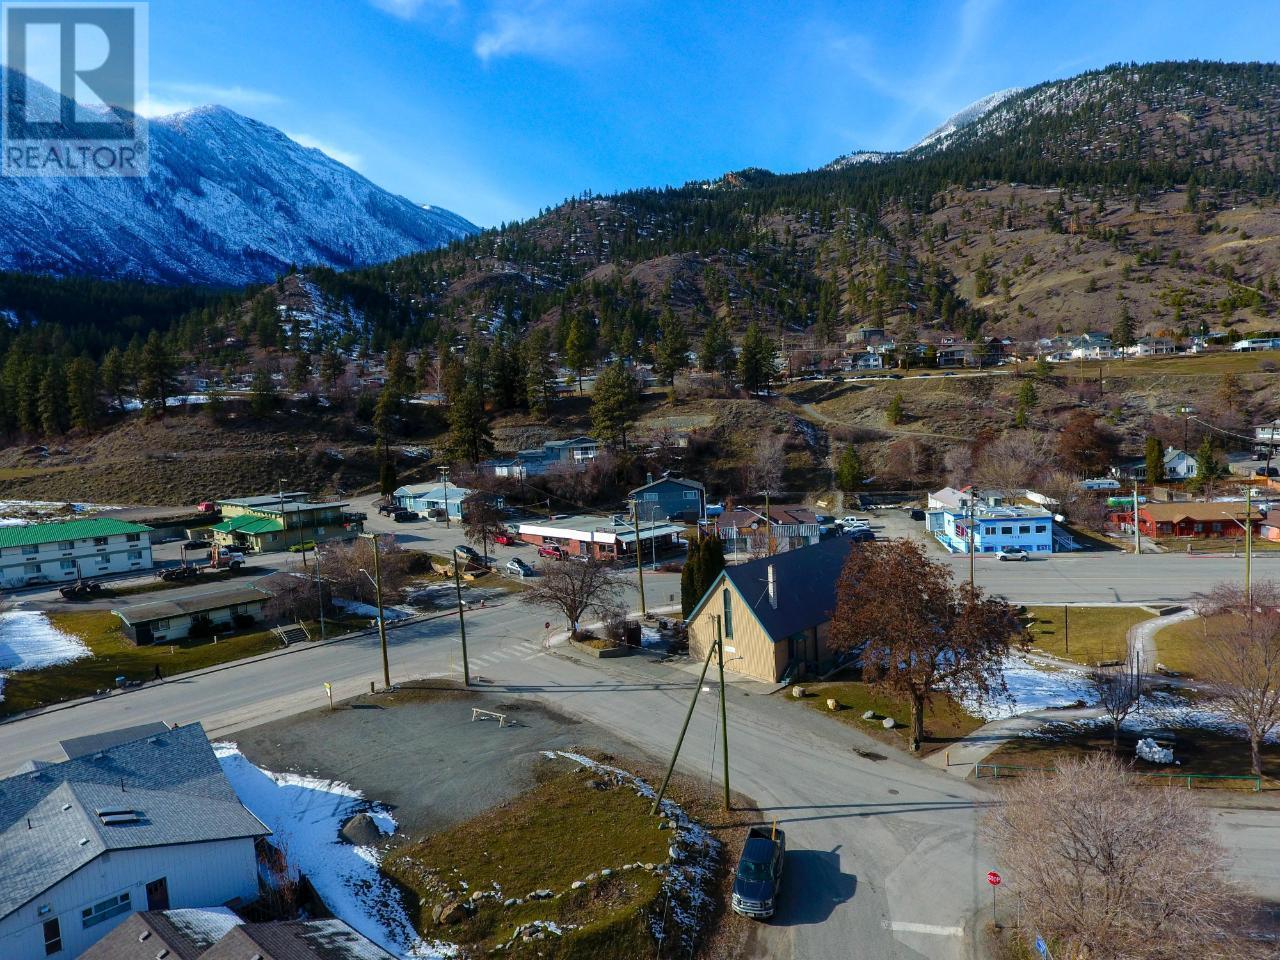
[0,723,269,960]
[686,537,855,683]
[81,913,395,960]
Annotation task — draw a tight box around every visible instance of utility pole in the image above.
[967,492,975,589]
[715,616,730,811]
[364,533,391,690]
[1063,604,1069,657]
[316,570,327,642]
[652,638,718,815]
[1132,481,1141,556]
[439,467,451,528]
[1244,485,1253,607]
[631,501,646,616]
[452,546,471,686]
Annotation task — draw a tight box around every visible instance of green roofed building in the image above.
[0,518,153,589]
[211,492,363,553]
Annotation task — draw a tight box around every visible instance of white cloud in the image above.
[370,0,458,19]
[138,82,284,117]
[285,131,364,170]
[474,0,594,63]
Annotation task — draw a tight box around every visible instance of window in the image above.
[644,492,658,501]
[58,541,74,551]
[722,588,733,639]
[59,560,75,571]
[1001,526,1012,535]
[683,490,699,501]
[93,537,108,547]
[22,544,38,556]
[127,551,142,561]
[25,563,40,575]
[1035,525,1046,533]
[126,533,140,543]
[81,892,130,928]
[1018,526,1030,534]
[154,618,170,631]
[43,918,61,955]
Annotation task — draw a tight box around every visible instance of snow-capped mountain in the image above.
[0,69,478,286]
[911,87,1023,150]
[824,86,1023,169]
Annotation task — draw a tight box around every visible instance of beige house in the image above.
[687,538,854,683]
[113,586,272,645]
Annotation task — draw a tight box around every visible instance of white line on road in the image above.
[883,920,965,937]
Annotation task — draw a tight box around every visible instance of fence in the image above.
[974,762,1262,792]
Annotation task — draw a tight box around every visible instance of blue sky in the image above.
[52,1,1280,225]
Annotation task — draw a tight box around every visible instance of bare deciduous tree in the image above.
[259,571,325,624]
[1091,657,1145,749]
[829,539,1025,750]
[744,435,785,496]
[983,755,1257,960]
[521,559,624,636]
[315,535,412,605]
[1197,580,1280,776]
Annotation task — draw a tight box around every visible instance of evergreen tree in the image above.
[523,329,557,416]
[1112,305,1135,348]
[288,352,312,392]
[1015,378,1038,427]
[320,350,345,388]
[835,445,864,492]
[38,360,69,435]
[372,386,396,440]
[697,535,725,598]
[565,313,591,393]
[1190,435,1225,492]
[385,342,410,400]
[1034,356,1052,379]
[699,317,733,376]
[655,308,690,386]
[249,367,278,417]
[99,346,126,411]
[1144,435,1166,484]
[887,393,905,425]
[65,356,99,431]
[379,459,399,497]
[680,537,703,617]
[138,331,176,413]
[737,322,776,392]
[447,383,494,464]
[206,387,226,423]
[590,362,641,449]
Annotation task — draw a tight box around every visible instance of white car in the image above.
[838,516,870,530]
[995,547,1028,561]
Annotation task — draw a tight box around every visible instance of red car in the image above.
[493,533,516,546]
[537,544,565,560]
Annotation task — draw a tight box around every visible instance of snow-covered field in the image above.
[0,499,117,526]
[332,598,411,621]
[214,743,450,959]
[0,610,89,701]
[964,656,1097,721]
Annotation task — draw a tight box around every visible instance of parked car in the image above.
[183,539,210,550]
[538,544,565,560]
[506,558,534,578]
[846,528,876,543]
[377,502,400,516]
[731,825,786,919]
[24,574,52,586]
[909,508,926,521]
[289,540,317,553]
[393,510,419,522]
[493,533,516,546]
[996,547,1028,561]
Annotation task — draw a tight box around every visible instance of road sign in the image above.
[986,870,1001,886]
[1035,935,1049,958]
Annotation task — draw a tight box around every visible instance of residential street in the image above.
[3,594,1278,959]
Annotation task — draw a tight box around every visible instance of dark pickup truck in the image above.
[731,825,785,919]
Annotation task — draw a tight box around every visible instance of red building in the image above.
[1110,502,1263,539]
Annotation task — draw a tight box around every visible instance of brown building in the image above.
[1110,501,1263,539]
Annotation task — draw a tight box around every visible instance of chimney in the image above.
[766,564,777,609]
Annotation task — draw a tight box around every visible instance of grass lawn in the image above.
[1022,606,1153,666]
[981,722,1278,790]
[0,610,345,717]
[382,763,674,959]
[791,677,986,757]
[1153,613,1238,677]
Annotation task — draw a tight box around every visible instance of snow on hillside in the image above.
[912,87,1023,150]
[0,69,478,286]
[824,149,899,171]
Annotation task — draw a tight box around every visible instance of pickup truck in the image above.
[731,825,785,919]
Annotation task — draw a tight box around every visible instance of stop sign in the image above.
[987,870,1002,886]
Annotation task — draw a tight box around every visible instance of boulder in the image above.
[434,900,467,925]
[570,880,585,890]
[861,710,876,721]
[881,717,896,729]
[826,698,839,711]
[792,686,806,699]
[339,811,383,846]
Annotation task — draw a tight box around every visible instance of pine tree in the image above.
[1112,305,1135,348]
[1190,435,1224,493]
[385,342,410,400]
[680,538,703,617]
[655,308,690,386]
[565,314,591,393]
[447,383,494,464]
[372,386,396,440]
[138,331,176,413]
[65,356,100,431]
[288,352,312,392]
[699,318,733,376]
[249,367,277,417]
[38,360,69,435]
[320,350,345,388]
[590,362,641,449]
[1034,356,1052,379]
[886,393,905,426]
[1144,435,1165,483]
[523,329,557,416]
[835,446,864,492]
[697,535,725,598]
[1015,379,1038,427]
[379,460,399,497]
[99,346,126,411]
[738,322,776,392]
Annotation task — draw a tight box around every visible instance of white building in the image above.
[925,488,1057,554]
[0,723,269,960]
[1231,337,1280,352]
[0,518,153,589]
[1110,446,1197,481]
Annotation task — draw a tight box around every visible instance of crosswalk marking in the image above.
[883,921,964,937]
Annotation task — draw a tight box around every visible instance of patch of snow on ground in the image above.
[332,598,411,621]
[0,611,90,702]
[965,656,1097,720]
[0,499,118,525]
[1135,738,1175,764]
[213,742,451,959]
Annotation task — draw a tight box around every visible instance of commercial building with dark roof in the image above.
[0,724,269,960]
[686,537,855,683]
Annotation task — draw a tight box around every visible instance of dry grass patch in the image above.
[1023,606,1152,665]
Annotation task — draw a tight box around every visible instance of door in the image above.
[146,877,169,911]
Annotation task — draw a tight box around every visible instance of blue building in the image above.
[480,436,600,479]
[393,481,471,520]
[925,488,1056,554]
[630,475,706,522]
